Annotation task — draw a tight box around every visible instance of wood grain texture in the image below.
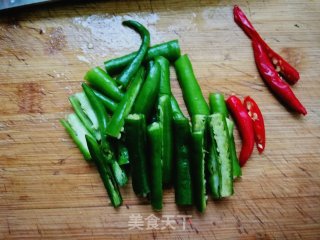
[0,0,319,239]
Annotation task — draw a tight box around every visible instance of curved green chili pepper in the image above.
[85,135,122,208]
[155,56,171,95]
[116,21,150,87]
[104,40,181,75]
[106,67,145,138]
[158,94,173,187]
[147,122,163,211]
[175,55,210,116]
[132,62,161,120]
[85,67,124,102]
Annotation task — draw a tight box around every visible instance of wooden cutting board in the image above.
[0,0,319,239]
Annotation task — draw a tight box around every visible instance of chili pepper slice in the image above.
[209,93,242,178]
[226,95,255,167]
[147,122,163,211]
[82,83,113,160]
[85,135,122,208]
[116,21,150,88]
[208,113,233,197]
[69,92,100,140]
[233,5,300,85]
[104,40,181,75]
[125,114,150,197]
[91,88,118,113]
[252,41,307,115]
[170,95,184,119]
[132,62,161,120]
[243,96,266,153]
[175,54,210,116]
[157,94,173,187]
[106,67,145,138]
[155,56,171,95]
[84,67,124,102]
[60,114,93,161]
[191,114,207,212]
[173,116,193,206]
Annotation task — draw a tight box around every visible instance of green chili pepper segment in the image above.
[175,54,210,116]
[209,93,241,179]
[173,116,193,206]
[158,94,173,187]
[84,67,124,102]
[132,62,161,120]
[191,114,207,212]
[85,135,122,208]
[106,67,145,138]
[116,21,150,88]
[147,122,163,211]
[125,114,150,197]
[60,114,93,161]
[92,88,118,113]
[226,118,242,178]
[170,95,185,119]
[209,93,229,118]
[155,56,171,95]
[208,113,233,198]
[111,160,128,187]
[69,92,100,140]
[104,40,181,75]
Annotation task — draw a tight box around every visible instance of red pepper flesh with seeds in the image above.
[233,5,300,85]
[226,95,255,167]
[243,96,266,153]
[252,40,307,115]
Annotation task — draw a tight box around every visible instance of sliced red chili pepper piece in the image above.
[243,96,266,153]
[252,40,307,115]
[226,95,255,167]
[233,5,300,85]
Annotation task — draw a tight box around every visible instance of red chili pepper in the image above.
[243,96,265,153]
[233,5,300,85]
[252,40,307,115]
[226,95,254,167]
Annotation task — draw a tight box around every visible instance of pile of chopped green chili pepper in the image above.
[61,20,246,211]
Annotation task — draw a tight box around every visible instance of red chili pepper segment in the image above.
[233,5,300,85]
[243,96,266,153]
[226,95,255,167]
[252,41,307,115]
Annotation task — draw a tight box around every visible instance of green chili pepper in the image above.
[175,55,210,116]
[69,92,100,140]
[85,67,124,102]
[208,113,233,197]
[209,93,241,178]
[125,114,150,197]
[173,116,193,206]
[171,95,184,119]
[226,118,242,178]
[191,115,207,212]
[105,40,181,75]
[147,122,163,211]
[132,62,161,120]
[155,56,171,95]
[157,95,173,186]
[111,160,128,187]
[116,21,150,88]
[106,67,145,138]
[92,88,118,113]
[85,135,122,208]
[60,114,93,161]
[82,83,112,160]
